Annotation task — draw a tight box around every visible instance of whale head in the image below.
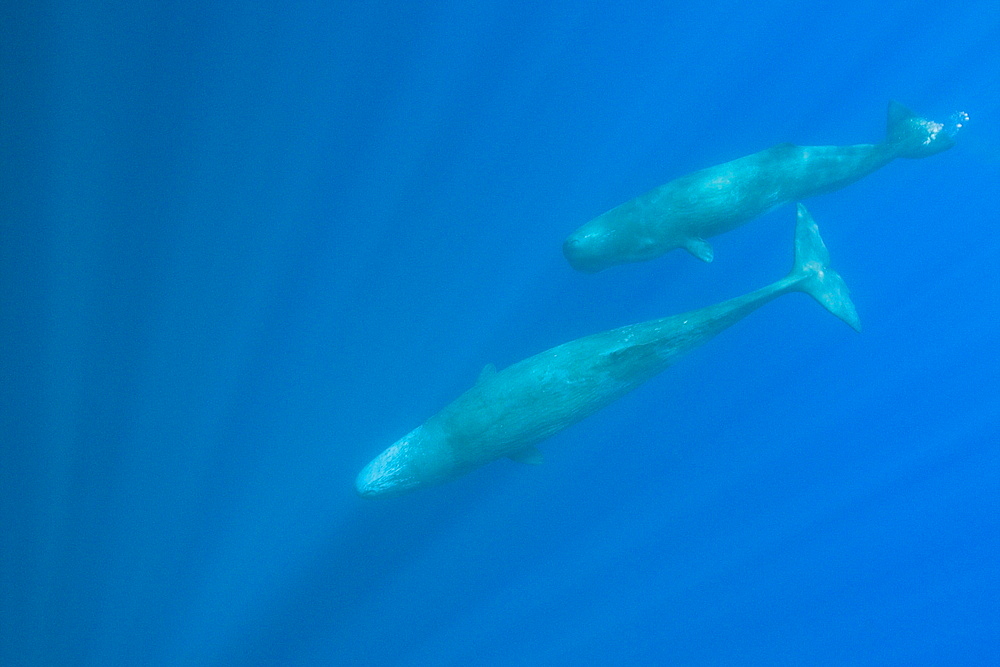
[563,213,667,272]
[563,224,625,272]
[355,426,460,498]
[355,439,422,498]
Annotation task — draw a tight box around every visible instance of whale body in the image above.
[563,102,957,272]
[356,205,860,498]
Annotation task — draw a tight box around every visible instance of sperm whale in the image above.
[563,101,959,272]
[356,205,860,498]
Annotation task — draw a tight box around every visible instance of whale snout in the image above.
[355,426,462,498]
[355,439,426,498]
[355,455,411,498]
[355,446,400,498]
[354,462,386,498]
[563,235,610,273]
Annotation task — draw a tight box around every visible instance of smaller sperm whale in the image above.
[356,205,859,498]
[564,101,959,272]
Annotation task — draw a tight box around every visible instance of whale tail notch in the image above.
[788,204,862,332]
[885,100,957,159]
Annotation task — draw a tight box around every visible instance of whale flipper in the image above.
[509,446,544,465]
[790,204,862,332]
[886,100,956,159]
[682,237,714,263]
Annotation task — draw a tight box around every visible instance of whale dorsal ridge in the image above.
[477,363,498,384]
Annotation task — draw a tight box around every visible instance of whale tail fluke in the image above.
[885,100,957,159]
[788,204,861,332]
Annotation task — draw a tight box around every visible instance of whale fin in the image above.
[789,204,861,332]
[477,364,497,384]
[509,446,543,465]
[885,101,955,159]
[682,237,714,263]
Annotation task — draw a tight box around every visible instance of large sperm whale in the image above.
[356,205,860,498]
[563,102,960,272]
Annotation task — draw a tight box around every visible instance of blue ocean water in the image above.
[3,1,999,665]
